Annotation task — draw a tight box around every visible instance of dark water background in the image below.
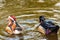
[0,0,60,40]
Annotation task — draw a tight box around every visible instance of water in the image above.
[0,0,60,40]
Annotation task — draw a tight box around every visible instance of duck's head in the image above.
[7,15,16,23]
[39,16,45,23]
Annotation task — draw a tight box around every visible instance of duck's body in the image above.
[13,30,23,34]
[32,16,59,40]
[6,22,24,35]
[37,16,59,35]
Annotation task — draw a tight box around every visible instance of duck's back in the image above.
[15,22,22,31]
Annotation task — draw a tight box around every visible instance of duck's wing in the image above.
[38,25,45,35]
[15,22,24,31]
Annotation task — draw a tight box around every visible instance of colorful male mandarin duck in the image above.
[5,15,24,34]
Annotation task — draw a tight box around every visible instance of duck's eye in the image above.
[11,20,14,22]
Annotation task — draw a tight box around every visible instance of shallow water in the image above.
[0,0,60,40]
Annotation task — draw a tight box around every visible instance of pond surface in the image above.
[0,0,60,40]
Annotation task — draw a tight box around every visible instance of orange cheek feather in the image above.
[11,24,16,31]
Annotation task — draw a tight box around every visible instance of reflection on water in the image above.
[46,33,58,40]
[0,33,24,40]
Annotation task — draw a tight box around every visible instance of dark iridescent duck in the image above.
[35,16,59,35]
